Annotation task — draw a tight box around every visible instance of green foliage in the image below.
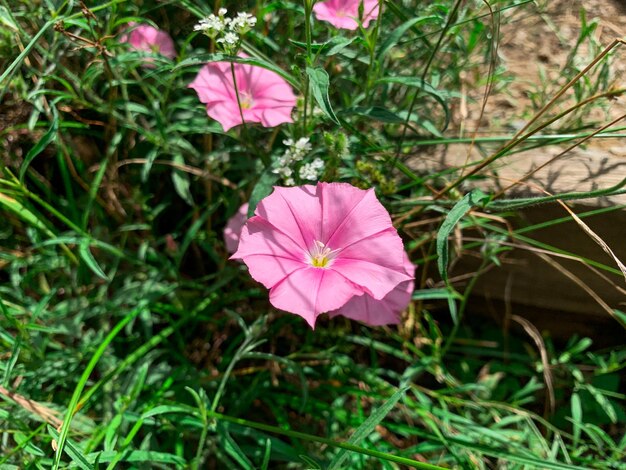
[0,0,624,468]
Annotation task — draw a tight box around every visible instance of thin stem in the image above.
[494,112,626,198]
[365,0,383,102]
[440,258,490,359]
[230,61,248,135]
[210,347,243,413]
[205,409,447,470]
[395,0,463,159]
[436,40,626,198]
[302,0,313,133]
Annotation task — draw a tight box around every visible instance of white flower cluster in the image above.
[272,137,312,185]
[194,9,257,53]
[299,158,325,181]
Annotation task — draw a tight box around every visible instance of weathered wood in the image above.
[409,0,626,329]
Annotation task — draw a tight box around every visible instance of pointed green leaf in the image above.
[328,386,409,470]
[306,66,340,125]
[20,107,58,182]
[436,189,490,283]
[79,239,108,281]
[248,169,278,217]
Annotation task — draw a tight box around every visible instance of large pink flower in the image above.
[224,203,249,254]
[120,23,176,60]
[330,251,414,326]
[313,0,380,30]
[188,58,297,132]
[232,182,412,328]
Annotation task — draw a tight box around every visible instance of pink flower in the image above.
[329,251,414,326]
[232,182,412,328]
[224,203,249,254]
[313,0,380,30]
[188,57,297,132]
[120,23,176,61]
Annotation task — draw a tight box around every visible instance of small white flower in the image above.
[294,137,312,153]
[217,31,239,45]
[273,136,315,184]
[299,158,325,181]
[230,12,257,33]
[218,8,227,16]
[195,15,225,37]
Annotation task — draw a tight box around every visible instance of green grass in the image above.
[1,0,625,468]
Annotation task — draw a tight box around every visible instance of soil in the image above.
[414,0,626,334]
[413,0,626,205]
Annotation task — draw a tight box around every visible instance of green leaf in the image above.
[436,189,490,283]
[247,169,278,217]
[260,439,271,470]
[570,392,582,447]
[53,307,143,469]
[324,36,360,56]
[0,192,56,237]
[377,16,438,60]
[289,36,358,56]
[171,155,194,205]
[142,404,196,419]
[412,288,461,301]
[14,432,45,457]
[219,426,255,470]
[328,386,409,470]
[19,107,58,183]
[583,384,618,423]
[306,66,340,125]
[67,450,187,467]
[140,148,158,182]
[48,426,94,470]
[339,106,405,123]
[78,239,108,281]
[377,76,453,131]
[0,6,19,30]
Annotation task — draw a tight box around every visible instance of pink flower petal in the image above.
[188,64,235,103]
[254,186,321,250]
[330,252,415,326]
[320,183,394,249]
[259,107,294,127]
[269,268,363,328]
[234,182,410,329]
[331,229,412,299]
[188,56,297,131]
[241,254,307,289]
[233,216,304,261]
[224,203,249,254]
[203,100,244,132]
[121,23,176,59]
[313,0,380,30]
[232,216,306,288]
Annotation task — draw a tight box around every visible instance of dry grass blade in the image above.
[0,385,62,428]
[510,315,555,416]
[109,158,238,189]
[535,251,626,328]
[555,200,626,284]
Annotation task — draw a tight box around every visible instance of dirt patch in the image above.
[415,0,626,206]
[415,1,626,326]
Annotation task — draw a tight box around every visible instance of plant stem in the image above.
[302,0,313,134]
[205,409,447,470]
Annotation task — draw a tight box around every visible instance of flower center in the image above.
[239,90,254,109]
[308,240,339,268]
